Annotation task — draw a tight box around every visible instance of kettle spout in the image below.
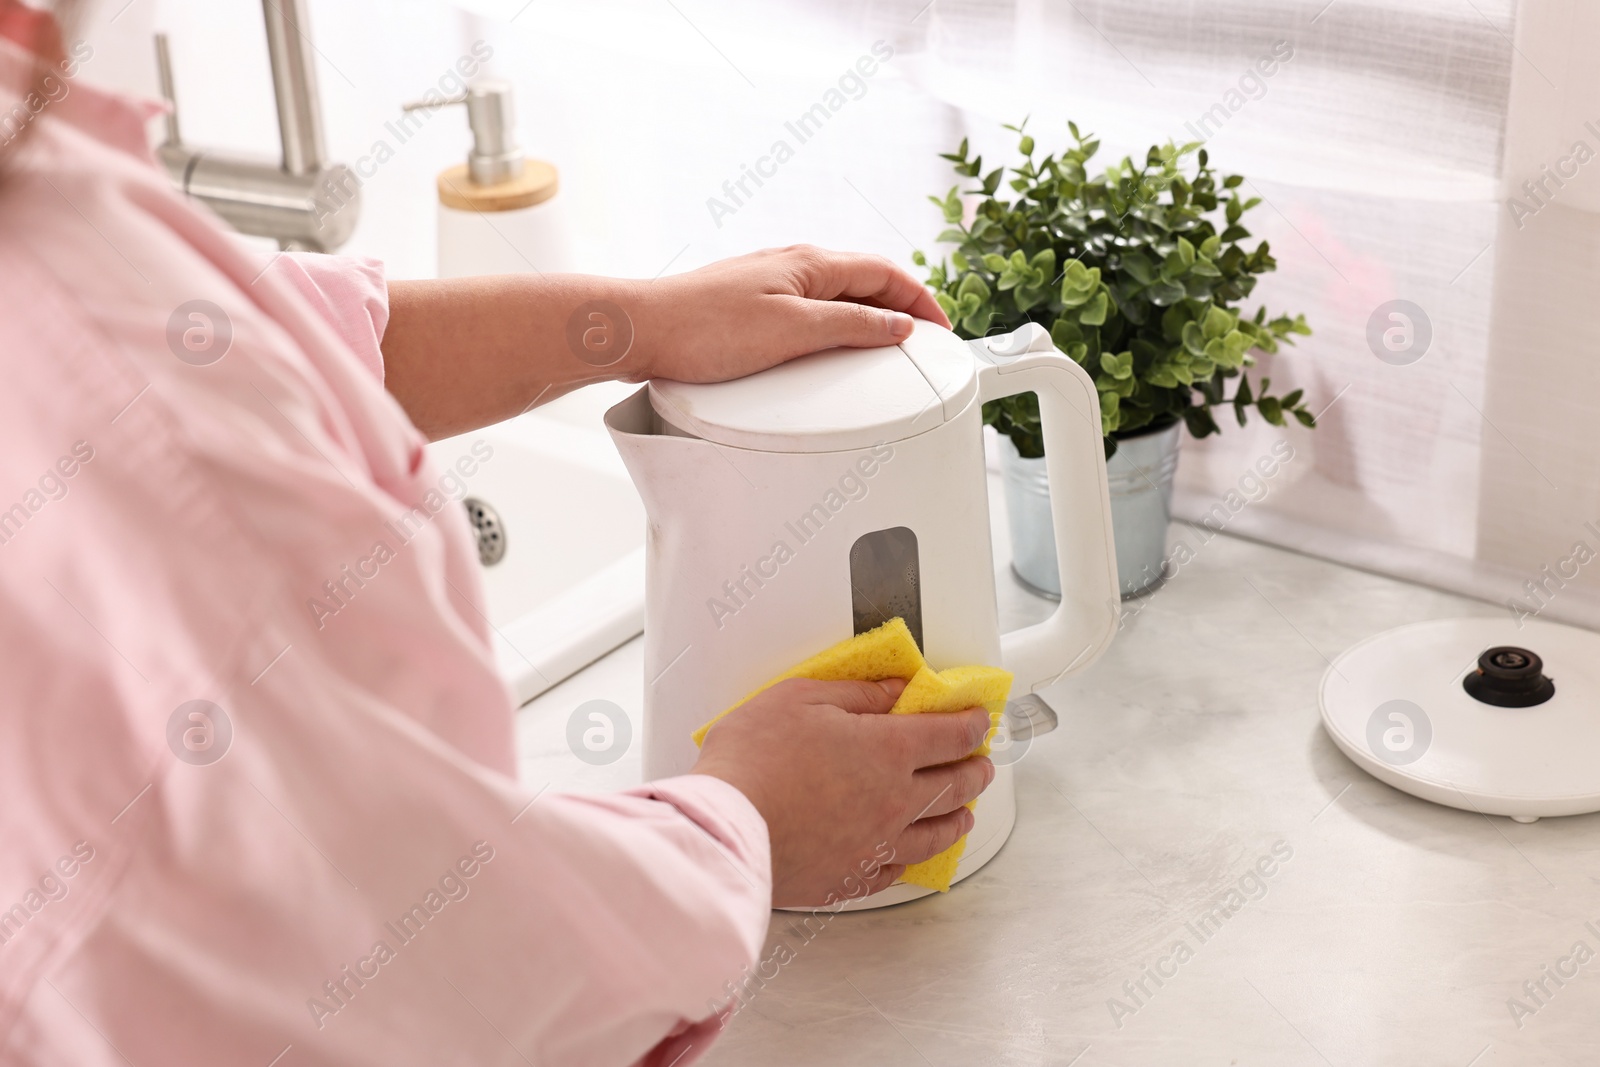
[604,386,733,520]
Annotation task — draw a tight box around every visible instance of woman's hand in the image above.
[690,677,994,908]
[382,246,949,440]
[632,245,951,384]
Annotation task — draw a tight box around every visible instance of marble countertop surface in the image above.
[515,499,1600,1066]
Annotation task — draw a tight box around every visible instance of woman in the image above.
[0,5,995,1066]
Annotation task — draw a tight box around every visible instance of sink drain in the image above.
[463,497,506,566]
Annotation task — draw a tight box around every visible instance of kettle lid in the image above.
[648,319,978,453]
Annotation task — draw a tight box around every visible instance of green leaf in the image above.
[1184,406,1216,441]
[1019,134,1035,155]
[1183,405,1220,438]
[1121,252,1156,285]
[1051,319,1084,347]
[1099,390,1121,434]
[1201,304,1232,339]
[1060,263,1101,307]
[1131,338,1163,364]
[1099,350,1133,379]
[956,272,991,302]
[1177,236,1196,267]
[1079,291,1109,326]
[1147,280,1186,306]
[1233,374,1254,407]
[1293,407,1317,428]
[1219,330,1249,367]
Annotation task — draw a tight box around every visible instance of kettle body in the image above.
[605,320,1119,905]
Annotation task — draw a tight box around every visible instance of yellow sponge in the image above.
[692,618,1012,892]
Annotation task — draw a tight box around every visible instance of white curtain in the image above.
[750,0,1600,630]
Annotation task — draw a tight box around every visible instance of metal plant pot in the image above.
[999,421,1182,600]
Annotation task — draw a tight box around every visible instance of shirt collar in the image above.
[0,33,166,161]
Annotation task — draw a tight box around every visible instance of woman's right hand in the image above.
[690,678,995,908]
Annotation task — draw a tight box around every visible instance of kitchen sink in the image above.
[428,385,645,705]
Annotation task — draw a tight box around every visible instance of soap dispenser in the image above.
[405,79,574,277]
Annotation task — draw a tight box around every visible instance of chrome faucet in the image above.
[153,0,360,252]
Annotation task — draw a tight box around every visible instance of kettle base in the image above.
[776,768,1017,912]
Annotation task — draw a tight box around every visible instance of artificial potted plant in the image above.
[915,121,1314,598]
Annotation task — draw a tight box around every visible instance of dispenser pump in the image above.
[405,78,559,216]
[404,79,525,185]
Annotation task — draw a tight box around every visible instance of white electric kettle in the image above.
[605,319,1120,905]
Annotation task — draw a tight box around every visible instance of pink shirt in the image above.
[0,36,769,1067]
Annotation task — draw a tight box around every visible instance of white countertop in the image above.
[514,509,1600,1066]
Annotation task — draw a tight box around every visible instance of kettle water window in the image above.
[849,526,923,653]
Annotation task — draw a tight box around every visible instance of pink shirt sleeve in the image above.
[0,35,770,1067]
[525,777,772,1066]
[262,252,390,383]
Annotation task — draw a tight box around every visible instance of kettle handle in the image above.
[975,324,1121,694]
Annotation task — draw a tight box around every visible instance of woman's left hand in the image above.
[630,244,951,384]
